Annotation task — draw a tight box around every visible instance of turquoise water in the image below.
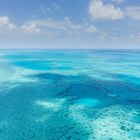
[0,49,140,140]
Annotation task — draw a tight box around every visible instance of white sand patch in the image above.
[68,104,140,140]
[35,98,66,111]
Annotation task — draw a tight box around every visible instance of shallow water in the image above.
[0,49,140,140]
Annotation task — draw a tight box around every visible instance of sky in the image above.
[0,0,140,49]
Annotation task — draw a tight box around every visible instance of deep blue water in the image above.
[0,49,140,140]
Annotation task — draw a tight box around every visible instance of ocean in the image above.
[0,49,140,140]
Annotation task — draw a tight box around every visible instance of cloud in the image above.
[0,16,16,30]
[39,3,60,15]
[111,36,119,40]
[100,32,108,39]
[129,32,140,41]
[85,25,97,33]
[112,0,125,3]
[52,3,60,10]
[21,23,40,34]
[20,17,97,35]
[39,6,51,15]
[0,16,97,39]
[125,6,140,19]
[89,0,140,21]
[89,0,124,21]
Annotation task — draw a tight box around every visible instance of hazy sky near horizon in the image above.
[0,0,140,49]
